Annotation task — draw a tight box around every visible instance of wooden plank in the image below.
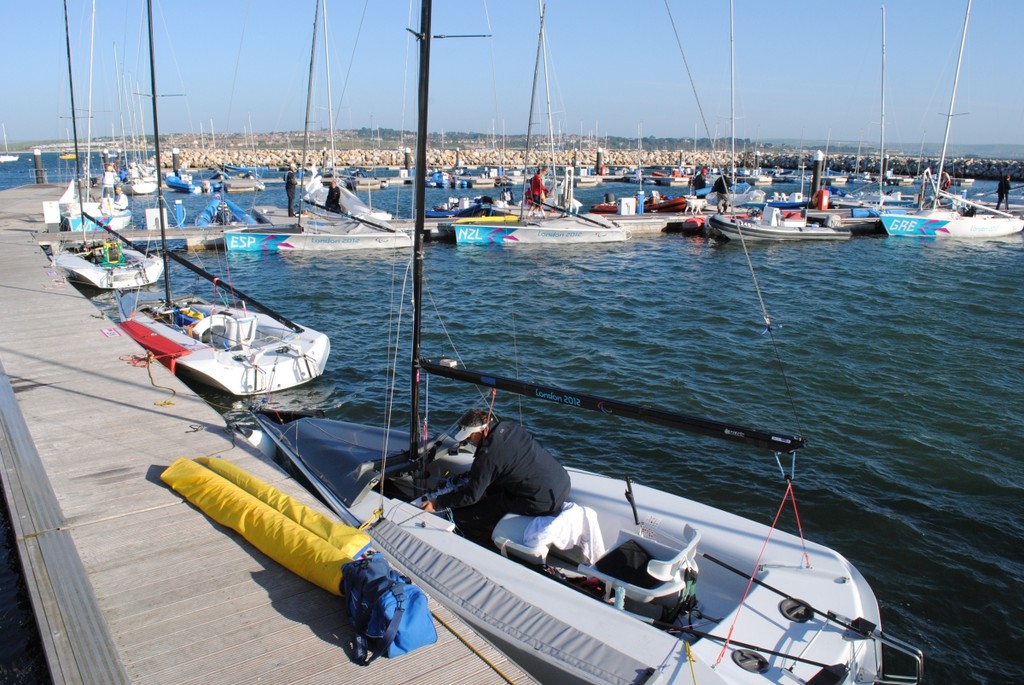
[0,185,536,685]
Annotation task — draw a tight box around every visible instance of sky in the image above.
[4,0,1024,151]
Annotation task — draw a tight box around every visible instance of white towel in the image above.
[523,502,606,564]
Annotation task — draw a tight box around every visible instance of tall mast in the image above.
[297,0,322,229]
[729,0,735,186]
[62,0,86,226]
[519,3,546,218]
[410,0,433,464]
[936,0,972,207]
[145,0,171,305]
[879,5,886,203]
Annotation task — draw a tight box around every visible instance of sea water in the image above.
[1,155,1022,684]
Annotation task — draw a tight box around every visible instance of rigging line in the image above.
[378,256,413,507]
[154,1,196,141]
[391,0,416,219]
[729,222,805,439]
[222,4,252,135]
[713,475,798,667]
[662,0,714,146]
[481,0,502,156]
[331,0,372,133]
[420,277,493,409]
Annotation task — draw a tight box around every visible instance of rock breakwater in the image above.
[172,147,1023,180]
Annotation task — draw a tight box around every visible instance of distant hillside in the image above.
[21,127,1024,160]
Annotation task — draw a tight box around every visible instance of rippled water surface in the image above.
[1,157,1022,684]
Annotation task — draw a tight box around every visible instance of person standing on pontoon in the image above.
[284,163,299,217]
[996,174,1011,211]
[100,164,117,215]
[421,409,571,545]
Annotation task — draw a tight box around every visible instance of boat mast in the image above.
[519,3,546,218]
[145,0,171,305]
[538,1,556,178]
[728,0,736,188]
[878,5,886,203]
[936,0,972,207]
[322,0,337,173]
[410,0,433,465]
[61,0,87,228]
[297,0,322,229]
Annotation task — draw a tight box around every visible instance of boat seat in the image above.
[491,505,596,566]
[578,526,699,606]
[492,513,550,565]
[233,315,258,347]
[762,206,783,226]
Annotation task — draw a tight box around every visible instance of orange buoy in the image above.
[814,188,830,210]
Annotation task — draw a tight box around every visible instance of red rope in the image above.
[714,478,811,666]
[484,388,497,425]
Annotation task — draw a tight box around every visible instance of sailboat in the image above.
[116,0,330,397]
[452,3,629,247]
[225,0,411,254]
[880,0,1022,239]
[51,0,155,289]
[54,239,162,290]
[0,124,17,163]
[242,3,923,683]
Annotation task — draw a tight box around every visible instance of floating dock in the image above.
[0,184,536,685]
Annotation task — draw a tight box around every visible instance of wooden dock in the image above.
[0,184,536,685]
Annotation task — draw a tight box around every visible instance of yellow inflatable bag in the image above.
[161,457,371,595]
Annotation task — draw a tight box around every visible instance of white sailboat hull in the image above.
[118,297,330,396]
[251,415,892,685]
[454,214,629,245]
[225,206,411,252]
[55,248,163,289]
[880,209,1022,238]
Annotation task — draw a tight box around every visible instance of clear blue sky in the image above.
[4,0,1023,150]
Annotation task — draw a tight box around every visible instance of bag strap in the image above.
[363,581,405,665]
[379,582,406,653]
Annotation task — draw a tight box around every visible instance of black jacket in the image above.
[325,185,341,212]
[437,422,570,516]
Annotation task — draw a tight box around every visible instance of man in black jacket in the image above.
[422,409,571,544]
[996,173,1011,211]
[285,163,299,217]
[325,179,342,213]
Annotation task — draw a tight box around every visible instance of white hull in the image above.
[252,415,910,685]
[225,205,411,252]
[709,210,852,241]
[454,214,629,245]
[881,209,1022,238]
[123,180,158,195]
[61,201,132,232]
[55,247,163,289]
[118,296,330,396]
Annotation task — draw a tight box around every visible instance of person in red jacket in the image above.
[527,165,549,215]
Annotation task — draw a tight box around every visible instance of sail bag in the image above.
[160,457,371,595]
